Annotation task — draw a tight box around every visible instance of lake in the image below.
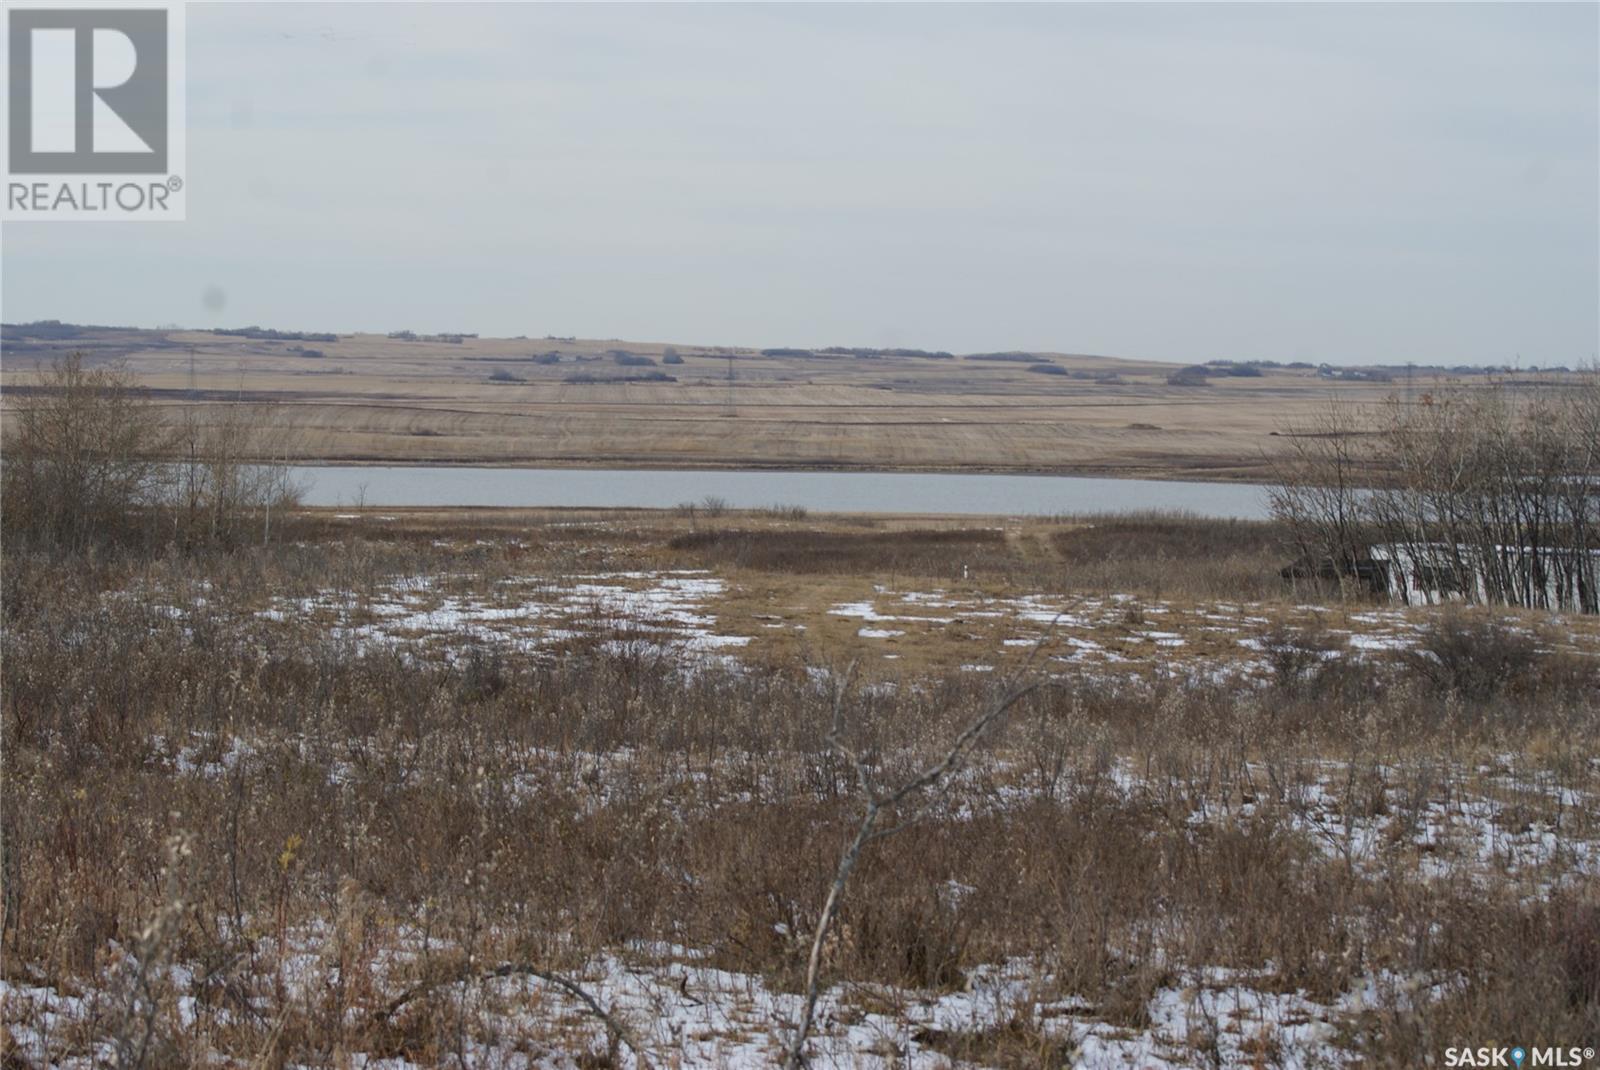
[292,465,1274,519]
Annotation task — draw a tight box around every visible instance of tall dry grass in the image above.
[3,523,1597,1065]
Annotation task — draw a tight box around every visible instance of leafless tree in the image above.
[1266,397,1372,596]
[783,663,1042,1068]
[2,352,304,553]
[165,400,304,547]
[1270,373,1600,613]
[2,353,168,552]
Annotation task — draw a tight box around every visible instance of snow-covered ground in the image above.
[118,569,1600,682]
[26,727,1568,1070]
[256,570,751,660]
[0,932,1447,1070]
[827,585,1600,674]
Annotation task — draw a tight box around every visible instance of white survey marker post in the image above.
[2,0,186,220]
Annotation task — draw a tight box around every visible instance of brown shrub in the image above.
[1404,611,1592,701]
[668,526,1007,578]
[1050,514,1290,600]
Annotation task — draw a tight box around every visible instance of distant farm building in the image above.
[1282,543,1599,614]
[1364,543,1598,613]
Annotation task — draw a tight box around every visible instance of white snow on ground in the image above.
[253,571,751,661]
[829,601,956,625]
[0,942,1442,1070]
[1344,632,1416,651]
[1167,756,1600,894]
[121,573,1600,683]
[824,587,1600,675]
[20,733,1596,1068]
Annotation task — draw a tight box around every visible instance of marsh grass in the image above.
[667,527,1009,579]
[1048,513,1290,601]
[664,511,1292,602]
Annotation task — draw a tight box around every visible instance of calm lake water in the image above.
[293,466,1273,519]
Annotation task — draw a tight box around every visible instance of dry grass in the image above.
[0,326,1528,480]
[4,511,1598,1066]
[1048,513,1290,601]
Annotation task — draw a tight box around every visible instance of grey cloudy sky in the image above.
[5,2,1597,364]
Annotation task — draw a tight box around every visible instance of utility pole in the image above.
[724,353,735,418]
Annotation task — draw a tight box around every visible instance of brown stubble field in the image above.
[0,325,1459,479]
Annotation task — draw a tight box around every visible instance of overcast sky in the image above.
[4,2,1597,365]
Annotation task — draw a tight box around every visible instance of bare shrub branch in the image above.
[376,961,651,1068]
[783,661,1043,1069]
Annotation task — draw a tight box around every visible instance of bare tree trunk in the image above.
[783,664,1042,1068]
